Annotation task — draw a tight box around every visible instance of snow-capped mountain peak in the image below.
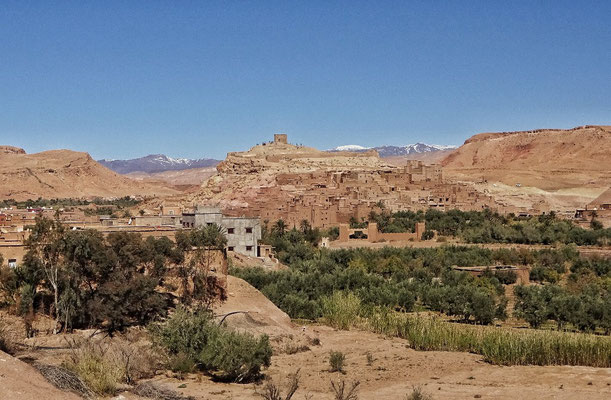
[98,154,220,174]
[333,144,370,151]
[404,143,457,154]
[331,142,456,157]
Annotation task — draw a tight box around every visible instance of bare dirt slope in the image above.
[384,149,455,166]
[126,166,217,186]
[213,276,312,352]
[0,350,80,400]
[0,147,178,200]
[443,125,611,190]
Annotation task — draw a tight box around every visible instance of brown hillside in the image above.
[0,148,178,200]
[442,125,611,189]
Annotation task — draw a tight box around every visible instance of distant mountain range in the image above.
[331,143,457,158]
[98,154,220,174]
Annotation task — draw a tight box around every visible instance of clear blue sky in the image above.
[1,1,610,160]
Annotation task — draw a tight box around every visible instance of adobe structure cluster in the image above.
[223,160,498,229]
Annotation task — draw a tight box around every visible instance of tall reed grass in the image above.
[321,291,611,367]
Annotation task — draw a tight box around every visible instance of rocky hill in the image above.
[0,147,178,200]
[98,154,219,174]
[442,125,611,190]
[188,138,388,209]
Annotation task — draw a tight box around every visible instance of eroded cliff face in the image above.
[442,125,611,189]
[0,146,26,155]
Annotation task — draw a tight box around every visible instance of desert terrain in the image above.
[443,125,611,190]
[0,146,178,201]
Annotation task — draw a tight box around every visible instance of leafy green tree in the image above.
[24,216,66,333]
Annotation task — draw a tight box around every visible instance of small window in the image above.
[246,245,253,251]
[227,246,234,251]
[245,227,253,233]
[8,259,17,268]
[227,228,235,234]
[207,222,213,226]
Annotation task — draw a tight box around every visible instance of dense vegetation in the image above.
[234,224,610,333]
[0,218,226,335]
[149,306,272,382]
[361,208,610,246]
[234,225,611,366]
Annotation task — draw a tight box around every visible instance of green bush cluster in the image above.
[514,285,611,333]
[150,307,272,382]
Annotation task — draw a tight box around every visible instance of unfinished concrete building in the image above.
[182,206,262,257]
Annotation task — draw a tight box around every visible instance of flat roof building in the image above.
[182,206,261,257]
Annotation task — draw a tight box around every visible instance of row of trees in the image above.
[0,196,142,209]
[348,209,610,246]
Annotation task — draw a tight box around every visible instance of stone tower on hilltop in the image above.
[274,133,288,144]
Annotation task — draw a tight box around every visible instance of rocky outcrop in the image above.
[0,146,26,155]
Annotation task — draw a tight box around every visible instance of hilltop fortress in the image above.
[189,134,503,228]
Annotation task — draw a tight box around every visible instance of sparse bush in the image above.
[329,351,346,373]
[404,386,432,400]
[62,340,123,396]
[259,369,300,400]
[36,363,93,399]
[330,379,360,400]
[133,381,195,400]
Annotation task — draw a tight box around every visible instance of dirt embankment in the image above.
[0,350,80,400]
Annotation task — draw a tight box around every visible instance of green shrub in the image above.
[150,307,272,382]
[167,352,196,377]
[329,351,346,373]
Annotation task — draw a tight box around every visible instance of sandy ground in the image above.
[131,326,611,400]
